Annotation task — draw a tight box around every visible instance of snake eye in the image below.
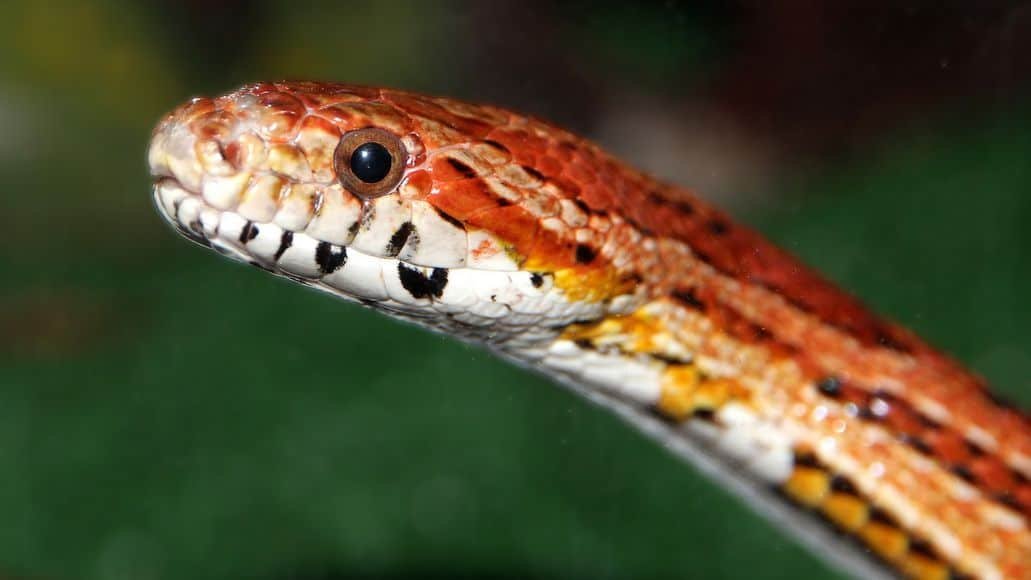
[334,128,406,198]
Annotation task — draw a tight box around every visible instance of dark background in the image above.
[1,1,1029,579]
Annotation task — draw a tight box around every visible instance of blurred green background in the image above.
[1,2,1029,579]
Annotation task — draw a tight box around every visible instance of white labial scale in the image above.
[542,339,662,405]
[238,174,284,223]
[164,125,202,191]
[434,268,486,310]
[465,229,520,270]
[277,231,322,278]
[351,195,410,257]
[154,181,188,222]
[306,184,361,245]
[217,212,250,250]
[199,207,220,238]
[201,171,249,210]
[242,221,285,264]
[176,196,203,230]
[322,247,389,301]
[274,183,318,232]
[399,200,467,268]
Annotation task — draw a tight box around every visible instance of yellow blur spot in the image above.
[656,366,702,420]
[783,467,830,508]
[901,554,950,580]
[860,522,909,562]
[821,493,870,532]
[551,265,634,303]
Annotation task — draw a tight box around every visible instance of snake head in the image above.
[148,82,639,345]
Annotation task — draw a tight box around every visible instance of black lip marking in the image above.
[274,231,293,261]
[315,241,347,274]
[574,244,596,264]
[530,272,544,288]
[446,158,477,179]
[385,221,414,256]
[433,207,466,230]
[347,221,361,239]
[397,263,448,299]
[240,221,259,244]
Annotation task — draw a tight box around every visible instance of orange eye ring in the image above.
[333,127,407,198]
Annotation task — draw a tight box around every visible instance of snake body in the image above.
[148,82,1030,579]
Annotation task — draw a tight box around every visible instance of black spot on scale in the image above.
[385,222,414,257]
[483,139,509,154]
[397,263,448,299]
[239,221,259,244]
[829,475,860,496]
[315,242,347,274]
[446,158,477,179]
[521,165,545,180]
[816,376,842,398]
[347,221,361,239]
[574,244,596,264]
[530,272,544,288]
[706,219,730,235]
[274,231,293,261]
[950,464,976,483]
[671,287,706,311]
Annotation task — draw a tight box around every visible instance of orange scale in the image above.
[564,159,598,186]
[429,156,478,182]
[190,110,236,140]
[1014,482,1031,508]
[466,205,541,261]
[258,91,306,116]
[386,93,492,139]
[315,104,359,126]
[925,431,972,465]
[969,457,1015,494]
[536,155,563,177]
[550,143,575,163]
[400,170,433,200]
[427,180,506,220]
[881,405,925,437]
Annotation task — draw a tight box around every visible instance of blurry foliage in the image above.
[0,1,1027,579]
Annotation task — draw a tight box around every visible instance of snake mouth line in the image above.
[151,177,598,337]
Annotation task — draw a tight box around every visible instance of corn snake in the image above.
[147,82,1030,579]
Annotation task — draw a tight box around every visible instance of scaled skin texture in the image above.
[150,82,1030,579]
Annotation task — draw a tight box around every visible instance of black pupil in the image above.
[349,142,392,183]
